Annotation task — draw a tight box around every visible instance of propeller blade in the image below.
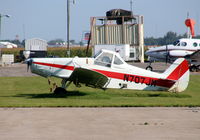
[165,45,169,64]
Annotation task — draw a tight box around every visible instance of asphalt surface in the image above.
[0,63,36,77]
[0,107,200,140]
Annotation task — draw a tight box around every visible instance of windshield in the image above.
[173,40,180,46]
[93,51,102,58]
[114,55,124,65]
[94,52,113,67]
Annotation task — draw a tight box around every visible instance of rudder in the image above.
[163,58,190,92]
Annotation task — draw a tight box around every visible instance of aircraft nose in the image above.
[145,50,152,56]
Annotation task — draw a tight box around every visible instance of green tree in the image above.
[161,31,178,45]
[48,39,64,45]
[144,31,188,46]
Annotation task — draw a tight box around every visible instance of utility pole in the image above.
[67,0,75,57]
[0,14,10,58]
[0,14,10,41]
[67,0,70,57]
[130,0,133,13]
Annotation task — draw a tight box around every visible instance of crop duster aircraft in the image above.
[27,49,190,94]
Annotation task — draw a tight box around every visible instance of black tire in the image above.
[146,66,153,71]
[197,65,200,72]
[54,87,67,95]
[189,66,197,72]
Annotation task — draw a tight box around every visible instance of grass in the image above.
[0,75,199,107]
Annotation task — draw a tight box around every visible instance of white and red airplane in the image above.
[27,49,190,94]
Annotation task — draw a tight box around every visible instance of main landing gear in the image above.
[189,65,200,72]
[54,87,67,94]
[145,62,153,71]
[48,78,71,95]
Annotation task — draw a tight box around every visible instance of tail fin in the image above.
[163,58,190,92]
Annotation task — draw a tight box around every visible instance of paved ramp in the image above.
[0,107,199,140]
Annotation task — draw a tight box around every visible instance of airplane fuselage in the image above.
[31,57,168,91]
[30,50,189,92]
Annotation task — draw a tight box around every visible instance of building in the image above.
[90,9,144,62]
[23,38,47,59]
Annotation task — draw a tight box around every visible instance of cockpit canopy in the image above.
[173,40,180,46]
[173,40,187,46]
[173,38,200,47]
[94,50,125,67]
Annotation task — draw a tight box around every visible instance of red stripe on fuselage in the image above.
[94,69,175,88]
[33,61,175,88]
[33,62,74,70]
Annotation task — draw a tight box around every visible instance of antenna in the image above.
[23,24,26,40]
[186,12,190,38]
[130,0,133,12]
[196,12,200,36]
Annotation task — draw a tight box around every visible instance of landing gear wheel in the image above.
[197,65,200,72]
[146,66,153,71]
[189,66,197,72]
[54,87,67,95]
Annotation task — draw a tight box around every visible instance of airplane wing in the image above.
[69,68,109,89]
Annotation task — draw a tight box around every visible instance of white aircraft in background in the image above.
[27,49,190,94]
[145,18,200,71]
[145,38,200,70]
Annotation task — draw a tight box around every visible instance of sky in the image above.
[0,0,200,42]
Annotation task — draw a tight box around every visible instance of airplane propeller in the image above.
[165,45,170,64]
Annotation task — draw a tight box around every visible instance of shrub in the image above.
[1,48,24,62]
[1,47,92,62]
[47,47,92,57]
